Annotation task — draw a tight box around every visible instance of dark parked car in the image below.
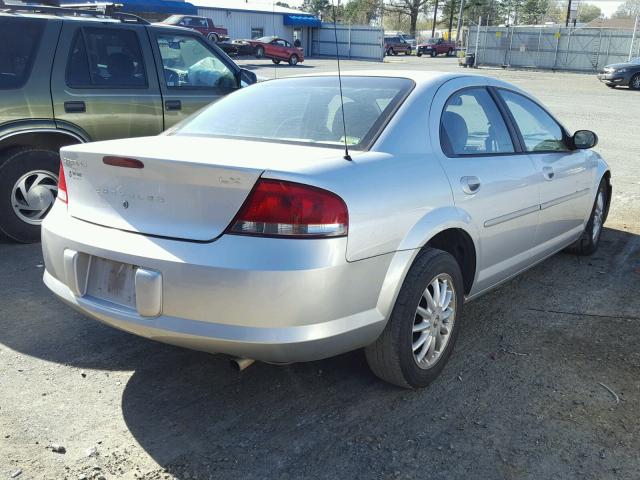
[0,4,256,242]
[160,14,228,42]
[417,38,456,57]
[597,57,640,89]
[384,36,412,56]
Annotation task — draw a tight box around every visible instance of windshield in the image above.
[174,76,414,149]
[255,36,274,43]
[425,38,437,43]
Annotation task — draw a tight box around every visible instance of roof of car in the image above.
[294,70,470,84]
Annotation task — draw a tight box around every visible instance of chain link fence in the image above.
[467,26,640,72]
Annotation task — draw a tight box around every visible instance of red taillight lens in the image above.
[57,162,68,204]
[228,179,348,238]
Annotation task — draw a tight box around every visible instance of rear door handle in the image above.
[165,100,182,111]
[460,176,481,195]
[542,166,555,180]
[64,101,85,113]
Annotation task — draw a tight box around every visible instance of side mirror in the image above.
[239,68,257,87]
[572,130,598,149]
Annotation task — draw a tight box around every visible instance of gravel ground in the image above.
[1,57,639,480]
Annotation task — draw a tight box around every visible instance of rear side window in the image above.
[66,28,147,88]
[440,88,514,156]
[0,18,45,89]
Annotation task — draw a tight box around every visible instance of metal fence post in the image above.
[535,27,542,68]
[553,28,561,69]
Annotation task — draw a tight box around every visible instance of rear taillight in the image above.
[57,162,68,204]
[228,179,348,238]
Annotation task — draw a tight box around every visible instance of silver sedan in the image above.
[42,71,611,388]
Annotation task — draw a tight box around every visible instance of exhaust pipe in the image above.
[230,357,255,371]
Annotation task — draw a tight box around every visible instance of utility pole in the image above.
[455,0,465,45]
[565,0,572,27]
[432,0,439,38]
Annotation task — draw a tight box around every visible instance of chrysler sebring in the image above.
[42,72,611,388]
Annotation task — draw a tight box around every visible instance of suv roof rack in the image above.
[0,0,150,24]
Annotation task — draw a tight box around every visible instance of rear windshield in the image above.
[174,76,414,149]
[0,17,45,89]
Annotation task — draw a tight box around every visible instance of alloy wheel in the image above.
[631,75,640,90]
[592,190,605,243]
[11,170,58,225]
[412,273,456,369]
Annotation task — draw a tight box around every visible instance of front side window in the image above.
[498,90,568,152]
[440,88,514,156]
[155,34,237,90]
[174,76,414,149]
[0,17,45,89]
[66,28,147,88]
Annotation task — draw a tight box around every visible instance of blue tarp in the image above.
[63,0,196,14]
[283,14,321,27]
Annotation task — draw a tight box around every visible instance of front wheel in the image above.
[405,48,411,56]
[387,48,394,56]
[630,73,640,90]
[416,51,422,57]
[272,58,281,64]
[207,32,219,43]
[365,248,464,388]
[430,49,437,57]
[288,54,299,66]
[0,148,60,243]
[565,179,608,255]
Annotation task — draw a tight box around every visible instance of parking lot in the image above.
[2,57,639,480]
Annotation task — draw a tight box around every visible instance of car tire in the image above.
[365,248,464,388]
[207,32,219,43]
[417,51,422,57]
[405,48,411,56]
[0,148,59,243]
[606,84,617,88]
[564,178,608,256]
[272,58,281,64]
[430,50,437,57]
[447,48,454,56]
[255,46,265,58]
[387,48,394,56]
[629,73,640,90]
[288,54,298,66]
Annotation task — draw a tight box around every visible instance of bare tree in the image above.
[385,0,431,35]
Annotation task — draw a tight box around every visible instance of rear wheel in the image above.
[565,179,608,256]
[272,58,281,64]
[0,148,59,243]
[255,46,265,58]
[630,74,640,90]
[288,54,299,66]
[387,47,394,56]
[207,32,219,43]
[365,248,464,388]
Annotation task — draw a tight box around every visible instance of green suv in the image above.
[0,4,256,242]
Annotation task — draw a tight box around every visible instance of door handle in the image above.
[165,100,182,111]
[460,176,481,195]
[64,101,85,113]
[542,166,555,180]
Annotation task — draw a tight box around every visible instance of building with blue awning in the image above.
[191,0,320,52]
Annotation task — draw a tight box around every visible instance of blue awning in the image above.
[283,14,321,28]
[63,0,196,14]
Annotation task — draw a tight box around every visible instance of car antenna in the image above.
[331,1,352,161]
[272,1,277,79]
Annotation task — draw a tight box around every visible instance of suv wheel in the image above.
[365,248,464,388]
[405,48,411,56]
[255,46,265,58]
[387,47,394,56]
[288,54,299,66]
[447,48,454,56]
[207,32,219,43]
[0,148,59,243]
[430,49,437,57]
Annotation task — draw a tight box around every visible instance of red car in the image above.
[246,37,304,66]
[416,38,456,57]
[161,15,229,42]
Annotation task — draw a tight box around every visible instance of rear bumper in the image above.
[41,203,392,362]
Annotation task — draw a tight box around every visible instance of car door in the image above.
[149,29,240,129]
[495,89,594,252]
[431,78,542,294]
[51,22,163,141]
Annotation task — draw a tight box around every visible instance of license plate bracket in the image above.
[86,256,137,309]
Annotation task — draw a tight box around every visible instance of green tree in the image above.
[519,0,549,24]
[344,0,382,24]
[275,1,292,7]
[577,3,602,23]
[302,0,331,17]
